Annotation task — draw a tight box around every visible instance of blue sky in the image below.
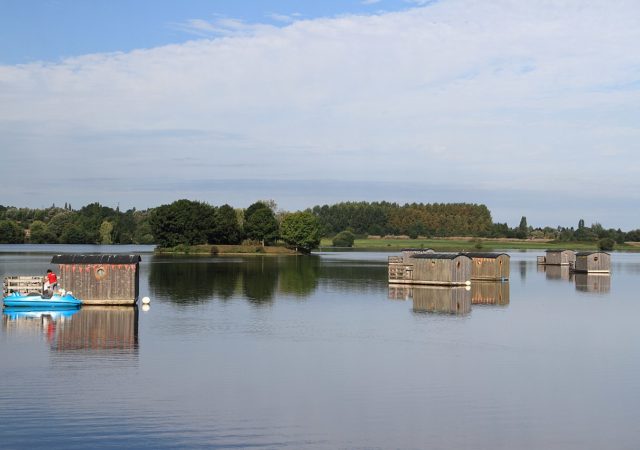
[1,0,639,229]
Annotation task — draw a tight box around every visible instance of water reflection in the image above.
[544,265,572,281]
[471,282,510,306]
[148,255,350,304]
[412,286,471,315]
[574,273,611,294]
[2,306,138,352]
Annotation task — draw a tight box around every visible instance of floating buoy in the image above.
[142,296,151,304]
[142,304,150,312]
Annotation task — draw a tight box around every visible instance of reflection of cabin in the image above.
[51,254,141,305]
[545,265,571,281]
[53,306,138,351]
[539,250,576,266]
[574,252,611,273]
[471,282,510,306]
[461,252,510,280]
[574,273,611,294]
[412,286,471,315]
[389,253,471,286]
[388,285,412,301]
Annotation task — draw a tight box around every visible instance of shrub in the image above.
[332,230,355,247]
[598,238,615,251]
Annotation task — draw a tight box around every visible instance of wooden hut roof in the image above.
[401,248,434,252]
[51,254,142,264]
[546,249,572,253]
[411,253,471,260]
[460,252,508,258]
[575,251,609,257]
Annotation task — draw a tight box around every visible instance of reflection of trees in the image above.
[277,256,320,297]
[241,257,278,305]
[149,257,224,303]
[148,255,321,304]
[317,261,388,294]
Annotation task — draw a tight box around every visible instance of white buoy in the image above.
[142,296,151,304]
[142,304,150,312]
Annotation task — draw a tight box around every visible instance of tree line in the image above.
[1,200,639,250]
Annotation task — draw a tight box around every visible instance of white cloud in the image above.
[1,0,640,226]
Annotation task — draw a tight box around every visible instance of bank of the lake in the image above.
[154,243,301,255]
[321,237,639,251]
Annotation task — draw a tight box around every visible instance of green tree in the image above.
[47,211,75,242]
[149,199,216,248]
[210,204,242,244]
[29,220,55,243]
[60,224,89,244]
[516,216,528,239]
[244,206,279,245]
[598,238,615,251]
[280,212,321,253]
[332,230,355,247]
[99,220,114,244]
[0,220,24,243]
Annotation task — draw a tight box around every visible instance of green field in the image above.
[320,237,637,252]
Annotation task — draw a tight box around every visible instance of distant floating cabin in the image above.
[538,249,576,266]
[389,253,471,286]
[412,286,471,315]
[51,254,141,305]
[573,251,611,273]
[460,252,510,281]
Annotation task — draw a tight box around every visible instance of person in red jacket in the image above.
[45,269,58,296]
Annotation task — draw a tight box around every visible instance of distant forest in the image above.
[0,200,638,246]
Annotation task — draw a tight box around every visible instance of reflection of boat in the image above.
[2,292,82,308]
[2,306,80,321]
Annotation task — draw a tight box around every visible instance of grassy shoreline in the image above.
[320,237,639,252]
[155,244,300,255]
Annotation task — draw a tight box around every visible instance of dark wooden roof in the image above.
[460,252,509,259]
[575,251,609,257]
[545,249,573,253]
[401,248,434,252]
[51,254,142,264]
[411,253,471,260]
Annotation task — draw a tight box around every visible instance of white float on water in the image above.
[142,296,151,304]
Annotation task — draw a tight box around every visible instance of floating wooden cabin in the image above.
[539,250,576,266]
[412,286,471,315]
[51,254,141,305]
[573,252,611,273]
[389,253,471,286]
[460,252,510,281]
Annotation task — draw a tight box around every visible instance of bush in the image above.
[332,230,355,247]
[598,238,615,251]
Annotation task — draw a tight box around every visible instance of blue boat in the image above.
[2,306,80,320]
[2,292,82,308]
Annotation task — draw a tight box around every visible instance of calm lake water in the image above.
[1,246,639,449]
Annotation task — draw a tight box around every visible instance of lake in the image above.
[1,246,639,449]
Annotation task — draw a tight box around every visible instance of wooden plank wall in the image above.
[57,263,139,304]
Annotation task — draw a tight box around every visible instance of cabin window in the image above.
[594,256,599,262]
[457,261,461,268]
[95,266,107,280]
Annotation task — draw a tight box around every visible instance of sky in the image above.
[1,0,639,229]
